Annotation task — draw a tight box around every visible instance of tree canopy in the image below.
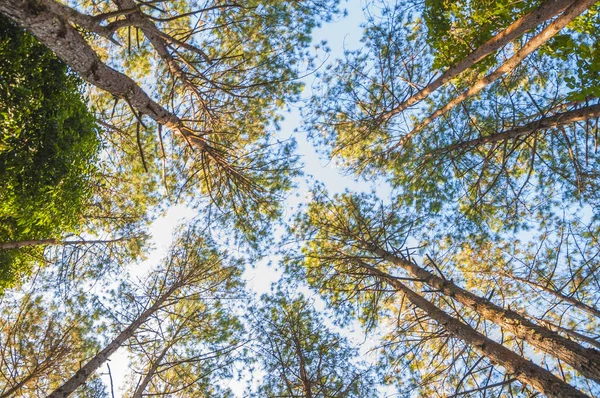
[1,0,600,397]
[248,290,376,397]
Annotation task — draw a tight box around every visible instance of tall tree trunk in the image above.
[0,0,205,149]
[363,245,600,383]
[131,318,189,398]
[0,239,58,250]
[0,236,138,250]
[131,344,171,398]
[292,334,314,398]
[47,282,182,398]
[391,0,596,150]
[438,102,600,154]
[381,0,574,120]
[360,263,589,398]
[0,362,54,398]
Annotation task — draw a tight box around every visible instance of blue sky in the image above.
[97,1,391,395]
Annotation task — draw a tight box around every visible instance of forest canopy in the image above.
[0,0,599,397]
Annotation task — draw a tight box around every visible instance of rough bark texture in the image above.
[440,102,600,153]
[112,0,212,117]
[381,0,574,119]
[47,282,181,398]
[392,0,596,149]
[0,0,205,149]
[367,245,600,383]
[361,263,589,398]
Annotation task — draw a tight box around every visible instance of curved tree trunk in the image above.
[0,0,205,149]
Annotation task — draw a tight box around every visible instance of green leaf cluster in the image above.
[424,0,538,71]
[0,15,100,289]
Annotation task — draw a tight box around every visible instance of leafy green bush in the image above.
[0,15,100,290]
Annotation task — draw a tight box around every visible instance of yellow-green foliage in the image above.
[0,16,100,290]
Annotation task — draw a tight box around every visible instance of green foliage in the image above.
[113,224,246,397]
[306,0,600,243]
[249,290,376,397]
[0,16,100,289]
[423,0,600,98]
[76,0,341,251]
[424,0,539,71]
[288,189,414,329]
[0,292,102,396]
[2,0,600,395]
[543,4,600,100]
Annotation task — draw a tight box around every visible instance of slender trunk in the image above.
[500,271,600,319]
[0,236,139,250]
[381,0,574,119]
[366,245,600,383]
[131,318,188,398]
[0,0,205,149]
[361,263,589,398]
[114,0,206,72]
[0,362,53,398]
[438,102,600,154]
[0,239,58,250]
[392,0,596,150]
[112,0,212,118]
[47,282,181,398]
[292,334,313,398]
[131,345,171,398]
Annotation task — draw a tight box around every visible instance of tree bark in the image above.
[391,0,596,150]
[111,0,212,116]
[360,263,589,398]
[438,102,600,154]
[130,317,189,398]
[0,0,205,149]
[0,239,58,250]
[381,0,574,120]
[0,236,139,250]
[47,282,182,398]
[0,362,54,398]
[365,245,600,383]
[131,344,171,398]
[292,333,314,398]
